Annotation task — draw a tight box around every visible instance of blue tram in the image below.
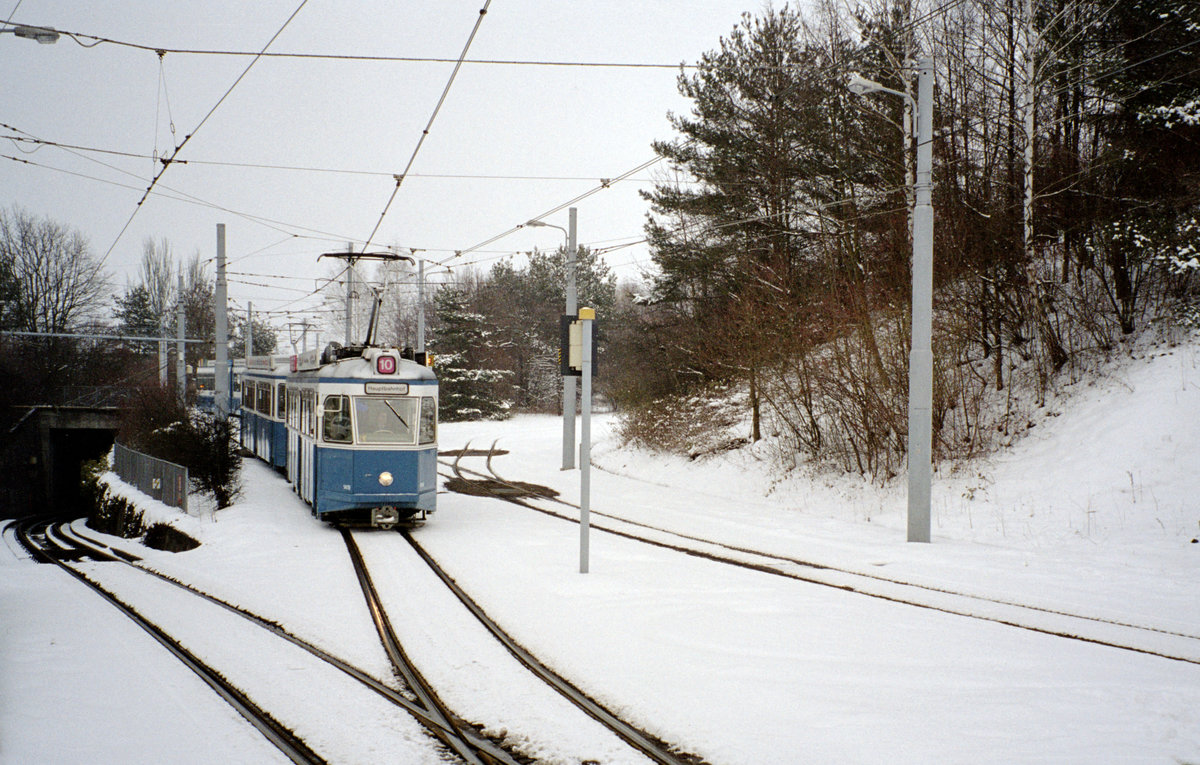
[196,360,244,414]
[240,355,290,470]
[280,344,437,528]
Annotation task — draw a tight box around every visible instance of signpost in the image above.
[578,307,594,573]
[560,306,599,572]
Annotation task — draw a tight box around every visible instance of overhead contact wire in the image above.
[360,1,492,253]
[97,0,309,268]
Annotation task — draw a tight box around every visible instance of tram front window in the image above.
[355,397,417,444]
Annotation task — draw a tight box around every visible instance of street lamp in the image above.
[848,56,934,543]
[1,24,60,44]
[524,219,566,238]
[525,208,578,470]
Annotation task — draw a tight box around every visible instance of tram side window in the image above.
[419,397,436,445]
[277,383,286,419]
[257,383,272,415]
[322,395,352,443]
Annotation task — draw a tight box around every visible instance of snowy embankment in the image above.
[2,338,1199,764]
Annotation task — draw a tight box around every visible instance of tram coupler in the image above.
[371,506,401,528]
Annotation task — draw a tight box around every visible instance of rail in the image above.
[112,442,189,515]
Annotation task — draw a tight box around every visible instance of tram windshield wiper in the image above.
[384,399,409,429]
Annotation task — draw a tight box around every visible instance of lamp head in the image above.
[846,73,880,96]
[13,24,59,44]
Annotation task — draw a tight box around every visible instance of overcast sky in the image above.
[2,1,780,336]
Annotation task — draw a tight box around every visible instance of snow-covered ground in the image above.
[3,338,1199,764]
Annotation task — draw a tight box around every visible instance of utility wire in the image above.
[2,121,367,245]
[97,0,309,267]
[0,131,697,185]
[40,3,989,72]
[451,152,668,261]
[0,1,23,32]
[1,148,356,245]
[49,28,696,69]
[360,0,491,253]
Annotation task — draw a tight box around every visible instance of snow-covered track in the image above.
[16,519,326,765]
[399,529,708,765]
[13,515,118,563]
[443,453,1200,666]
[341,529,525,765]
[57,521,511,762]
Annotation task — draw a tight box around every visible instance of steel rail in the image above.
[400,529,706,765]
[17,521,325,765]
[471,450,1200,645]
[440,453,1200,666]
[341,529,520,765]
[58,522,506,749]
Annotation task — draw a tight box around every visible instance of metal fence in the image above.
[112,442,190,515]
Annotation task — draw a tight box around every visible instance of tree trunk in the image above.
[749,368,762,443]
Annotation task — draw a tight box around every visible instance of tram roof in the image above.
[292,354,437,383]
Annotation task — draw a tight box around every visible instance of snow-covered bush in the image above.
[118,385,242,508]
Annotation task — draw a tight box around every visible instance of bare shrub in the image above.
[617,382,748,458]
[759,313,911,480]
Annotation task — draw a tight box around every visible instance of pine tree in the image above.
[230,315,278,358]
[478,246,616,411]
[428,285,512,421]
[641,5,885,437]
[114,284,160,355]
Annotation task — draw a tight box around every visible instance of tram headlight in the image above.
[378,471,394,487]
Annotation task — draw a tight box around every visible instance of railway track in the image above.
[32,514,700,763]
[340,529,525,765]
[391,527,706,765]
[19,517,527,764]
[15,518,326,765]
[440,447,1200,666]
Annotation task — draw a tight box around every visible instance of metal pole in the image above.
[579,306,593,573]
[417,258,426,355]
[908,55,934,543]
[562,207,578,470]
[246,301,254,359]
[345,246,355,346]
[158,325,167,387]
[214,224,229,417]
[176,274,186,405]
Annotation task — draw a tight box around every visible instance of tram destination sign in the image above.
[364,382,410,395]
